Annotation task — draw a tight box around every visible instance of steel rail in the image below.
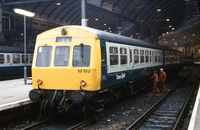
[173,68,200,130]
[126,69,192,130]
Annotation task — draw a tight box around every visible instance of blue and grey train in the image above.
[0,46,34,76]
[29,26,182,116]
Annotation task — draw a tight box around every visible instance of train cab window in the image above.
[145,50,149,63]
[54,46,70,66]
[36,46,52,67]
[101,47,106,65]
[7,55,10,64]
[110,47,118,66]
[73,45,90,67]
[134,49,139,63]
[13,54,20,63]
[120,48,127,65]
[140,50,144,63]
[22,55,28,63]
[30,55,33,63]
[0,54,4,64]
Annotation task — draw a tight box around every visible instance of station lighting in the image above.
[14,8,35,85]
[169,25,172,28]
[14,8,35,17]
[166,18,170,21]
[104,23,107,26]
[172,39,175,41]
[57,2,61,5]
[95,18,98,21]
[21,33,24,36]
[163,33,165,36]
[183,36,186,38]
[108,27,111,30]
[157,9,161,12]
[131,35,133,37]
[193,34,195,36]
[166,32,169,34]
[109,30,112,32]
[172,28,175,30]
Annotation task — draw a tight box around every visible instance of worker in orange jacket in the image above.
[159,68,166,92]
[151,71,159,94]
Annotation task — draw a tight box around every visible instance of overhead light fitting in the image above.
[166,18,170,21]
[104,23,107,26]
[108,27,111,30]
[193,34,195,36]
[95,18,98,21]
[57,1,61,5]
[14,8,35,17]
[169,25,172,28]
[157,9,161,12]
[172,28,175,30]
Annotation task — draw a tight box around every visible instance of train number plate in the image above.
[78,69,91,73]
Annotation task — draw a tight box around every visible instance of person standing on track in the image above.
[151,71,159,94]
[159,68,166,92]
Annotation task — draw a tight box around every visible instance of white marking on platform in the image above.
[0,98,33,111]
[188,85,200,130]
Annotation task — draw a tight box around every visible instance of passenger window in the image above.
[130,49,132,64]
[36,46,52,67]
[0,54,4,64]
[22,55,28,63]
[155,51,157,62]
[13,54,20,63]
[145,50,149,63]
[120,48,127,65]
[150,51,152,62]
[54,46,70,66]
[73,45,90,67]
[30,55,33,63]
[134,49,139,63]
[101,47,106,65]
[158,52,161,62]
[110,47,118,66]
[7,55,10,64]
[140,50,144,63]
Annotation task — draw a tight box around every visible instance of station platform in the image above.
[188,85,200,130]
[0,78,33,111]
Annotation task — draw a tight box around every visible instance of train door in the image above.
[129,47,134,69]
[6,54,11,65]
[100,41,107,89]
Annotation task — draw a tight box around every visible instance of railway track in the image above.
[127,67,200,129]
[17,67,196,130]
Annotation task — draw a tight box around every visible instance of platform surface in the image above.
[0,78,33,111]
[188,85,200,130]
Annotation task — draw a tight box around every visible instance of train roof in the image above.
[60,25,163,50]
[0,46,34,53]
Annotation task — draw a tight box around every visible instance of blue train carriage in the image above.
[29,26,181,115]
[0,46,34,76]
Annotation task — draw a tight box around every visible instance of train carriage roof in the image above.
[61,26,163,50]
[0,46,34,53]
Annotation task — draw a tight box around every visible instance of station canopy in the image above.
[2,0,200,47]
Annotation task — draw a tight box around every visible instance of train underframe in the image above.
[29,76,152,118]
